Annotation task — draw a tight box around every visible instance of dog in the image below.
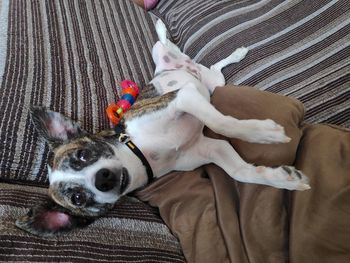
[16,20,310,236]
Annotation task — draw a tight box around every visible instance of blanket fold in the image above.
[290,124,350,263]
[136,86,350,262]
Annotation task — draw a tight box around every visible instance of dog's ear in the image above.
[15,199,95,237]
[30,106,87,148]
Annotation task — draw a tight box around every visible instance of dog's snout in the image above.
[95,168,118,192]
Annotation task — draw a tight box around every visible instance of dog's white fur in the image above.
[49,20,310,208]
[120,21,308,191]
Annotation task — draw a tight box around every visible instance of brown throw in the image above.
[137,85,350,263]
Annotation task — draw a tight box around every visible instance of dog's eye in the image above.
[71,191,87,207]
[76,149,91,162]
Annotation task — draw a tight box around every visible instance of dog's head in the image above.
[16,107,146,236]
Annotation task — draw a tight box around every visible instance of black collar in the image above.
[114,123,154,184]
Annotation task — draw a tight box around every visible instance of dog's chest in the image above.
[122,69,209,176]
[124,103,203,176]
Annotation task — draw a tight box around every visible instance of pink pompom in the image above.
[144,0,158,10]
[121,80,139,96]
[117,100,132,111]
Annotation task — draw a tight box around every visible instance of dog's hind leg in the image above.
[198,47,249,93]
[155,19,182,54]
[175,83,291,144]
[155,19,168,45]
[210,47,249,72]
[175,136,310,191]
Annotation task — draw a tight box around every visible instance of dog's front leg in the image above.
[175,136,310,190]
[175,84,291,144]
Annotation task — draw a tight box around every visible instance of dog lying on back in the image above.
[16,20,310,236]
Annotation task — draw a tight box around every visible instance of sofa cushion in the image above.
[0,183,185,262]
[152,0,350,127]
[0,0,157,185]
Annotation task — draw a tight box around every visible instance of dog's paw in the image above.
[276,166,310,191]
[244,165,310,191]
[244,119,291,144]
[228,47,249,63]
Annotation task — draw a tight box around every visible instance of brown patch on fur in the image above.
[138,83,160,100]
[96,129,117,138]
[124,89,178,120]
[52,137,92,169]
[49,182,114,217]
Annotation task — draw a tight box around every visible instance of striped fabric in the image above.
[0,1,186,261]
[0,0,158,184]
[152,0,350,127]
[0,183,185,262]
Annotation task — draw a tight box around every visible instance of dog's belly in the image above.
[151,70,207,97]
[125,107,203,177]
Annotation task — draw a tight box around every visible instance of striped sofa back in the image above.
[152,0,350,127]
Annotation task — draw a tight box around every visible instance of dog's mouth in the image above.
[120,167,129,194]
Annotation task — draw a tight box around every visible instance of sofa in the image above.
[0,0,349,262]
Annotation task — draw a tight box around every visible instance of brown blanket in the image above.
[136,86,350,263]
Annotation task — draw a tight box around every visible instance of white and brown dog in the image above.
[16,20,310,236]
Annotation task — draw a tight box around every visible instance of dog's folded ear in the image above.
[15,199,95,237]
[30,106,87,149]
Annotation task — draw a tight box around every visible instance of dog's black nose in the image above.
[95,168,118,192]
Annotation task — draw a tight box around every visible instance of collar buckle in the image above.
[118,133,130,143]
